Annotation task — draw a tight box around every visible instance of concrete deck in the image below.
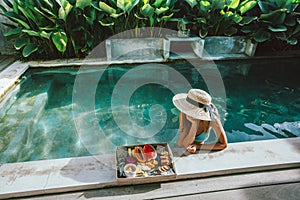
[0,138,299,199]
[23,168,300,200]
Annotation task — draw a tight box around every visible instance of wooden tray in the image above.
[116,142,177,184]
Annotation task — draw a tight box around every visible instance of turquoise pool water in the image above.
[0,58,299,163]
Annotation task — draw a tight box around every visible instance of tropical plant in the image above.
[178,0,258,38]
[241,0,300,46]
[95,0,178,38]
[0,0,106,59]
[135,0,178,37]
[95,0,140,37]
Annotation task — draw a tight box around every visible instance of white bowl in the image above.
[124,163,137,178]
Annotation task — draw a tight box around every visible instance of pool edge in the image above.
[0,138,300,199]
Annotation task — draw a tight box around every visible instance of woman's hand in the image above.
[186,144,197,153]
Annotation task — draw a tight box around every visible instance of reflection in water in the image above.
[0,58,299,163]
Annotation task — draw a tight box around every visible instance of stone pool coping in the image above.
[0,137,299,199]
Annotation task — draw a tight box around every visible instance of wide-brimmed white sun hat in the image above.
[172,89,217,121]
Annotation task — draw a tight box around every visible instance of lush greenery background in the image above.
[0,0,299,59]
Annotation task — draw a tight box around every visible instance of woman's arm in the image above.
[195,118,228,151]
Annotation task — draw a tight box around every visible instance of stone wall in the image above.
[0,0,16,55]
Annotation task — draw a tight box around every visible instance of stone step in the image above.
[0,81,52,163]
[0,92,48,163]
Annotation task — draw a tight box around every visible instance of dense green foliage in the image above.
[0,0,109,59]
[97,0,178,37]
[178,0,258,37]
[241,0,300,45]
[0,0,299,59]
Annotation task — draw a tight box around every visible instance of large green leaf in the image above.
[111,13,124,18]
[153,0,164,8]
[239,1,257,15]
[239,16,257,25]
[99,2,116,14]
[4,27,23,37]
[283,0,293,8]
[76,0,92,9]
[99,20,115,26]
[22,30,40,37]
[254,30,271,42]
[4,11,30,29]
[240,25,254,33]
[199,28,208,38]
[228,0,240,9]
[229,13,243,23]
[286,37,297,45]
[268,25,287,32]
[184,0,197,8]
[285,16,296,26]
[155,7,169,15]
[200,1,211,13]
[14,37,29,50]
[224,27,238,36]
[160,13,174,21]
[40,7,56,17]
[17,5,36,23]
[51,30,68,53]
[55,0,62,7]
[141,4,154,17]
[150,16,154,26]
[58,1,73,21]
[260,9,287,25]
[33,7,55,23]
[43,0,54,9]
[117,0,139,13]
[212,0,225,10]
[22,43,38,57]
[257,0,270,14]
[39,31,51,39]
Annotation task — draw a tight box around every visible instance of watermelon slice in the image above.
[143,144,157,160]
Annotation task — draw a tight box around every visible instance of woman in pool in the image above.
[173,89,228,154]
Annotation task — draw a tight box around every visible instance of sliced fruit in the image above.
[143,144,157,160]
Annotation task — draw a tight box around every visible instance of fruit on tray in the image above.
[158,165,170,172]
[134,146,147,162]
[143,144,157,160]
[145,159,158,169]
[160,155,170,166]
[125,156,137,164]
[120,144,174,178]
[133,144,157,163]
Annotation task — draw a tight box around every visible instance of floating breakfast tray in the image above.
[116,142,177,184]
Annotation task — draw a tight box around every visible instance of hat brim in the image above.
[172,93,211,121]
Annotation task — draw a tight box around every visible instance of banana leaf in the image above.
[14,37,29,50]
[51,30,68,53]
[22,43,38,57]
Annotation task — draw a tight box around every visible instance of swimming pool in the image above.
[0,58,299,163]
